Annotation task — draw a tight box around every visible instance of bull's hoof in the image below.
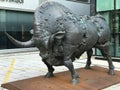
[108,69,115,75]
[84,65,91,69]
[45,72,54,78]
[72,79,79,85]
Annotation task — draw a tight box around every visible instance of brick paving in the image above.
[0,51,120,90]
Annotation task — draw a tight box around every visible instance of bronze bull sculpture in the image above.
[5,1,114,84]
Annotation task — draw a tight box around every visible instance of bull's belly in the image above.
[45,56,64,66]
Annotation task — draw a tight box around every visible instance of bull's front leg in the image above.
[64,57,79,84]
[42,59,55,78]
[40,52,55,78]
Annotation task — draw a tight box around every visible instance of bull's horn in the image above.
[5,32,34,48]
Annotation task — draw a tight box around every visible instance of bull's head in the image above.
[5,28,65,67]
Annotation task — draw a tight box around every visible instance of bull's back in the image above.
[34,1,74,34]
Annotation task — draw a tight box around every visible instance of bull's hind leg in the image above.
[97,41,115,75]
[85,49,93,69]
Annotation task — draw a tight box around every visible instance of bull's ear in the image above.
[54,31,65,39]
[48,31,65,48]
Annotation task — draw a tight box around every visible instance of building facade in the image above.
[96,0,120,57]
[0,0,40,49]
[0,0,93,50]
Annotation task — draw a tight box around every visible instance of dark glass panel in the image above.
[0,10,34,49]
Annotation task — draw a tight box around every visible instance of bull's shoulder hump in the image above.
[35,1,70,14]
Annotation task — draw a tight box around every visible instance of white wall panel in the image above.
[0,0,39,11]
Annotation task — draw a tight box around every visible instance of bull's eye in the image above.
[100,27,103,29]
[83,33,87,38]
[44,19,48,21]
[60,23,63,25]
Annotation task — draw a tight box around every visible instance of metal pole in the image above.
[113,0,116,56]
[90,0,96,16]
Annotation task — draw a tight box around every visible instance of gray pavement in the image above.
[0,50,120,90]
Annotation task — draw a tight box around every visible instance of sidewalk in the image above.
[0,51,120,90]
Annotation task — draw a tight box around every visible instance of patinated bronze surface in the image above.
[5,1,114,84]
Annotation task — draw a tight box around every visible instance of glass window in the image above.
[0,10,34,49]
[95,10,120,57]
[96,0,114,11]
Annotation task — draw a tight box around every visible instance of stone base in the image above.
[2,66,120,90]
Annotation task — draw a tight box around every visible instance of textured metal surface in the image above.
[5,1,115,84]
[2,66,120,90]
